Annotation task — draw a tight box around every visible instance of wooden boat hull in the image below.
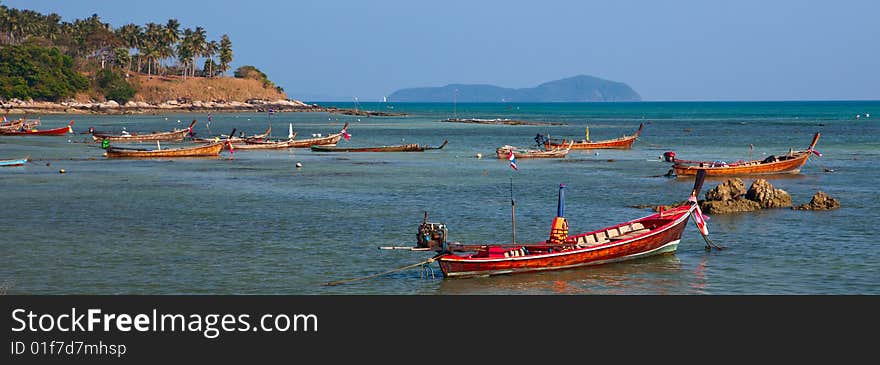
[289,123,349,148]
[0,158,28,166]
[673,152,810,176]
[437,204,694,278]
[92,121,195,142]
[104,142,223,158]
[544,123,643,150]
[192,125,272,143]
[310,141,445,152]
[0,121,73,136]
[234,138,299,150]
[495,144,571,159]
[672,133,820,177]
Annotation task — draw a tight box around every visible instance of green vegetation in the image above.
[234,65,277,90]
[0,44,88,101]
[0,4,278,102]
[95,69,135,103]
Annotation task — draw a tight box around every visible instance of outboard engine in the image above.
[416,212,448,251]
[663,151,676,162]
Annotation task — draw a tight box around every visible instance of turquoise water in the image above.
[1,101,878,294]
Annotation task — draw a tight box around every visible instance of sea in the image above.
[1,101,878,294]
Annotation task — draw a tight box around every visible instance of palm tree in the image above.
[203,40,218,77]
[116,23,141,74]
[218,34,233,76]
[177,28,194,79]
[161,19,180,74]
[190,26,206,77]
[143,22,164,75]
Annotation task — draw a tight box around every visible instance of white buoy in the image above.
[295,162,303,168]
[866,113,871,118]
[476,153,482,159]
[594,152,599,156]
[177,119,181,123]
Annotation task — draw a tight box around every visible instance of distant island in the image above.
[388,75,641,102]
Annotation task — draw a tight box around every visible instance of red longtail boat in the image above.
[392,171,710,279]
[543,123,644,150]
[0,120,73,136]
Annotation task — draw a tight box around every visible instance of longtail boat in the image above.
[0,120,73,136]
[310,140,447,152]
[104,141,224,158]
[496,141,572,159]
[543,123,644,150]
[288,123,350,148]
[230,132,301,150]
[92,120,196,142]
[375,170,710,279]
[671,132,821,177]
[0,157,28,166]
[191,125,272,143]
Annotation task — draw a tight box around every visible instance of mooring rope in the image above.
[323,255,440,286]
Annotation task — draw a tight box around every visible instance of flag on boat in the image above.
[811,150,822,157]
[693,204,709,236]
[207,113,212,122]
[268,108,275,116]
[227,140,235,155]
[341,126,351,141]
[508,150,518,171]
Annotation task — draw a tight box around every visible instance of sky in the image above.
[6,0,879,101]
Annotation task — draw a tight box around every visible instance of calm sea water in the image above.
[1,101,878,294]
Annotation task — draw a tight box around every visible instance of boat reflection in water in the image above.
[434,253,697,295]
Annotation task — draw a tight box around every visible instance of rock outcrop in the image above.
[699,178,791,214]
[745,179,792,209]
[793,191,840,211]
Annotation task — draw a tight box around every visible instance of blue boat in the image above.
[0,157,28,167]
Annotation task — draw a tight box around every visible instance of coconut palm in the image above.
[218,34,233,76]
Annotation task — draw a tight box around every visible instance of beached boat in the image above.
[0,120,73,136]
[310,140,447,152]
[405,171,709,278]
[191,125,272,143]
[496,141,572,159]
[543,123,644,150]
[288,123,350,148]
[104,141,224,158]
[671,133,821,176]
[0,157,28,166]
[92,120,196,142]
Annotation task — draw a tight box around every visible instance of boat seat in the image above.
[594,231,609,244]
[607,228,620,238]
[610,228,652,241]
[576,234,600,248]
[619,225,632,234]
[631,223,645,231]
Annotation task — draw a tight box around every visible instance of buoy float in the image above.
[475,153,482,159]
[295,162,303,168]
[59,169,66,174]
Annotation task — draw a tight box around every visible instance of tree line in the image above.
[0,5,233,78]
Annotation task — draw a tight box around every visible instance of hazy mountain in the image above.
[388,75,641,102]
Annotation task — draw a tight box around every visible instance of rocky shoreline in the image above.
[0,98,404,116]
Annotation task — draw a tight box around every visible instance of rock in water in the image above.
[745,179,792,209]
[793,191,840,211]
[700,199,762,215]
[705,178,747,201]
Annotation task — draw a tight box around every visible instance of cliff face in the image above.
[389,75,641,102]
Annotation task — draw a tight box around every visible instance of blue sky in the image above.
[6,0,879,101]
